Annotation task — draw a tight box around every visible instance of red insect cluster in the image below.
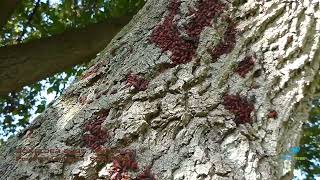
[208,20,237,60]
[222,95,254,124]
[235,55,255,77]
[82,109,110,150]
[126,73,149,91]
[268,110,278,119]
[150,0,225,65]
[186,0,225,38]
[110,149,139,180]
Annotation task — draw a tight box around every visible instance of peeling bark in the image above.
[0,0,319,179]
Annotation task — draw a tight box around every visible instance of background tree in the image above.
[0,1,319,178]
[296,98,320,179]
[0,0,145,137]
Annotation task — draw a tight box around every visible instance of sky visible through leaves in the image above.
[0,0,146,138]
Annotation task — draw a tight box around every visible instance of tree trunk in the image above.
[0,0,319,179]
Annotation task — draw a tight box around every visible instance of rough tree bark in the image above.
[0,0,319,179]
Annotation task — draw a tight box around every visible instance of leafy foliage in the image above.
[0,0,145,138]
[295,98,320,179]
[0,65,86,137]
[1,0,145,44]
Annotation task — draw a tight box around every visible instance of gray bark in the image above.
[0,0,319,179]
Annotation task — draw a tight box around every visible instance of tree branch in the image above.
[0,0,19,31]
[0,16,131,96]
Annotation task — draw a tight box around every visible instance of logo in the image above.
[281,146,306,161]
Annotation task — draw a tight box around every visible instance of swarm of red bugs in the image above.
[267,110,278,119]
[110,149,139,180]
[82,109,110,150]
[134,167,156,180]
[222,94,254,124]
[208,19,237,60]
[150,0,225,65]
[235,55,255,77]
[186,0,225,38]
[126,73,149,91]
